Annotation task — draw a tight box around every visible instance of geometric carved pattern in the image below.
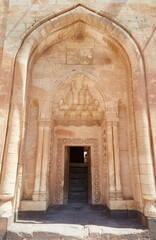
[102,130,108,202]
[55,138,100,204]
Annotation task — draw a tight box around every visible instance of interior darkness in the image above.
[70,147,84,163]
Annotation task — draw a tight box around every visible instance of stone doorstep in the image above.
[147,217,156,240]
[6,223,150,240]
[0,214,14,240]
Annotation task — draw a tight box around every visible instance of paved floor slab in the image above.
[6,205,150,240]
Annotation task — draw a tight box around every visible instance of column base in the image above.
[19,200,48,211]
[107,199,136,211]
[32,192,48,202]
[32,192,40,201]
[109,191,123,200]
[0,201,14,240]
[39,192,47,201]
[0,214,14,240]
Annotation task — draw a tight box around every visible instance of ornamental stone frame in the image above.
[0,4,155,221]
[55,138,100,205]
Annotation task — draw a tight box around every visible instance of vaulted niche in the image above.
[21,24,133,209]
[17,5,152,216]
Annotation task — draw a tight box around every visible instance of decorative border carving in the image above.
[54,119,103,126]
[55,138,100,204]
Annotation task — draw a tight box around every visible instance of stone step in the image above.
[69,173,88,179]
[15,205,150,239]
[68,196,88,201]
[68,191,88,197]
[69,179,88,184]
[68,166,88,203]
[68,198,88,203]
[69,185,88,192]
[48,204,106,213]
[6,223,150,240]
[69,167,88,174]
[69,184,88,189]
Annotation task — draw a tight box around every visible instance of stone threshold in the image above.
[6,205,151,240]
[6,223,150,240]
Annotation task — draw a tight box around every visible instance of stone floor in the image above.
[6,204,150,240]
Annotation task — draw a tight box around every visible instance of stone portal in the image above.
[17,8,142,216]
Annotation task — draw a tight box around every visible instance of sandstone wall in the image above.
[0,0,155,177]
[0,0,155,215]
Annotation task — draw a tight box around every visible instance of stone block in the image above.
[19,200,48,211]
[0,218,7,240]
[147,217,156,240]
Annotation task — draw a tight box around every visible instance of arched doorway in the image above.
[0,4,155,218]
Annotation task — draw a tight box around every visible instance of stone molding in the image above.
[38,119,51,127]
[55,138,100,204]
[53,119,103,127]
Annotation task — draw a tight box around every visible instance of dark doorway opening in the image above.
[70,146,84,163]
[64,146,91,204]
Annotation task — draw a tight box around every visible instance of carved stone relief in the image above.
[55,138,100,204]
[102,129,108,203]
[53,75,104,126]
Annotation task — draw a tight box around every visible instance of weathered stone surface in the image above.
[6,223,150,240]
[147,217,156,240]
[0,218,7,240]
[0,0,156,238]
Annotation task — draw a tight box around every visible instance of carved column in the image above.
[33,119,51,202]
[106,112,123,200]
[32,123,44,201]
[112,121,122,199]
[106,121,115,194]
[0,111,21,201]
[39,124,50,201]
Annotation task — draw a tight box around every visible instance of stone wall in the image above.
[0,1,156,172]
[0,0,155,220]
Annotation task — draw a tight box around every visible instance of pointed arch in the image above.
[0,4,155,217]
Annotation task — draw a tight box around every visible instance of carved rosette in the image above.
[55,138,100,204]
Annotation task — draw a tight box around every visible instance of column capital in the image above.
[105,111,119,123]
[106,120,119,127]
[112,121,119,127]
[38,118,51,127]
[106,121,113,127]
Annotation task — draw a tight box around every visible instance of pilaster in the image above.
[105,111,123,201]
[31,119,51,209]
